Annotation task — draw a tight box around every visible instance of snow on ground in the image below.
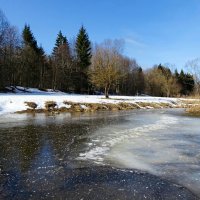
[5,86,65,94]
[0,86,181,115]
[0,95,179,115]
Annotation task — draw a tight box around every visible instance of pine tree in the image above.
[20,24,42,87]
[37,46,48,88]
[175,69,179,79]
[136,67,145,95]
[52,31,68,55]
[75,26,91,68]
[177,70,195,95]
[75,26,91,93]
[185,73,195,94]
[51,31,72,91]
[157,64,172,80]
[22,24,38,51]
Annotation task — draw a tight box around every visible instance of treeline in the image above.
[0,10,92,93]
[145,65,194,97]
[0,10,195,97]
[89,40,194,97]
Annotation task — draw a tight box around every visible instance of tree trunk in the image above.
[105,85,110,98]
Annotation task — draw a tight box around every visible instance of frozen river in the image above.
[0,109,199,199]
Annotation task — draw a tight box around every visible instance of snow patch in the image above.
[0,87,181,115]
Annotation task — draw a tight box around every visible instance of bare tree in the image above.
[145,66,180,97]
[0,10,9,88]
[185,58,200,95]
[0,10,9,47]
[0,10,21,88]
[89,40,124,98]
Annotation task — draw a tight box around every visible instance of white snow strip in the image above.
[0,87,182,115]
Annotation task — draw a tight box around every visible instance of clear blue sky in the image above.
[1,0,200,69]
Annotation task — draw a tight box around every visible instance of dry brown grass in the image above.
[17,100,183,114]
[45,101,57,110]
[185,95,200,99]
[184,100,200,104]
[24,102,37,109]
[136,102,172,108]
[186,105,200,116]
[179,98,200,112]
[16,109,44,114]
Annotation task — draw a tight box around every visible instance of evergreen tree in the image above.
[20,24,43,87]
[136,67,145,95]
[51,31,72,91]
[75,26,91,93]
[185,73,195,93]
[177,70,195,95]
[37,46,49,88]
[22,25,37,51]
[52,31,68,55]
[175,69,179,79]
[157,64,172,79]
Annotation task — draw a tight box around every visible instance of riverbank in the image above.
[184,99,200,116]
[0,93,191,115]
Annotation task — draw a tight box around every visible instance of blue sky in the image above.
[1,0,200,69]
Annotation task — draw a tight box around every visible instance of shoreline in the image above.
[16,101,182,114]
[0,94,199,115]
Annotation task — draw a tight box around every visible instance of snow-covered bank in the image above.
[4,86,65,94]
[0,92,184,115]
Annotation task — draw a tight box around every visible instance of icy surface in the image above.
[0,109,200,198]
[76,109,200,196]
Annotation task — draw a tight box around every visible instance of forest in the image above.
[0,10,197,97]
